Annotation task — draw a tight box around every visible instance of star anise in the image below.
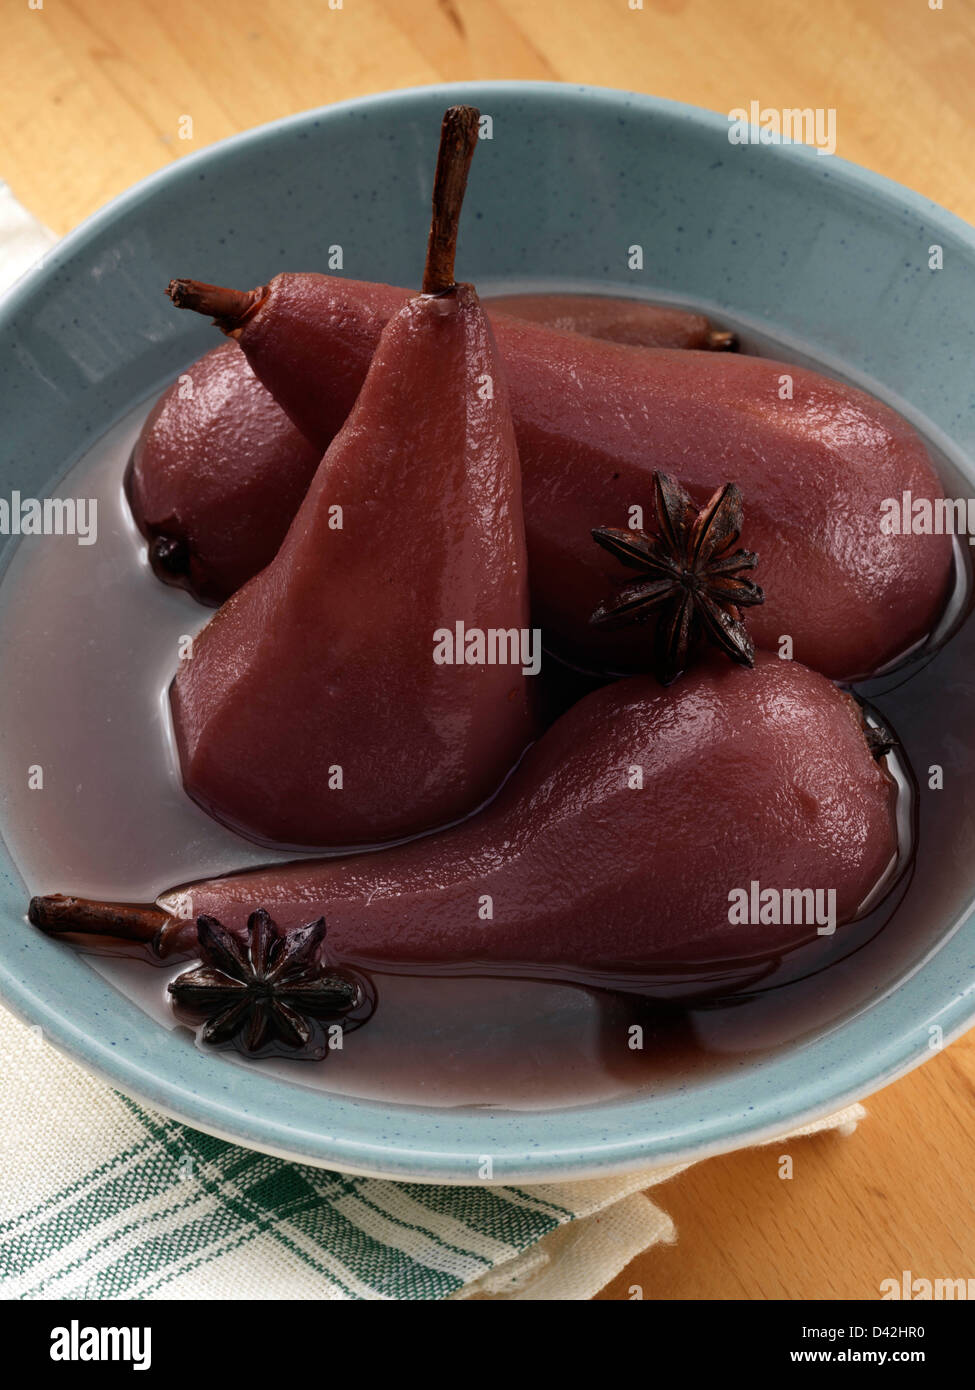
[862,713,897,762]
[591,471,764,685]
[168,909,371,1057]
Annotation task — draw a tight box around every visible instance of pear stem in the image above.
[422,105,481,296]
[28,894,170,947]
[167,279,267,333]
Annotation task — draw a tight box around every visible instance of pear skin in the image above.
[32,656,899,994]
[172,272,952,680]
[485,292,737,350]
[169,283,535,847]
[128,342,319,603]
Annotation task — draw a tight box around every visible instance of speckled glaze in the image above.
[1,83,974,1182]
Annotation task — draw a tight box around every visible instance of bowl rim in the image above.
[2,79,974,1183]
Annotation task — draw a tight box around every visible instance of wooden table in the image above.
[2,0,973,1300]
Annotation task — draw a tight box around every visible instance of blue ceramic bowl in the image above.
[2,83,974,1182]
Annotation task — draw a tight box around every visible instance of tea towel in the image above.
[0,1003,865,1300]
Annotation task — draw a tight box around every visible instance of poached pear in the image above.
[128,342,319,603]
[170,273,953,681]
[169,106,535,848]
[135,293,734,604]
[31,655,900,995]
[485,291,737,350]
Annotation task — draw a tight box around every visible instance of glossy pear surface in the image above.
[128,342,319,603]
[226,274,952,680]
[485,292,725,348]
[171,285,534,848]
[159,656,899,991]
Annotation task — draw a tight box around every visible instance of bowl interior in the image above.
[1,81,974,1182]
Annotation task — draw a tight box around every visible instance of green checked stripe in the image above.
[0,1096,574,1301]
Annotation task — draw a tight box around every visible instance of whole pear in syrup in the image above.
[133,294,735,605]
[128,342,320,603]
[169,107,535,848]
[169,273,952,681]
[32,657,900,996]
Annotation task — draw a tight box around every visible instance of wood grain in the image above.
[3,0,975,235]
[600,1032,975,1300]
[1,0,973,1300]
